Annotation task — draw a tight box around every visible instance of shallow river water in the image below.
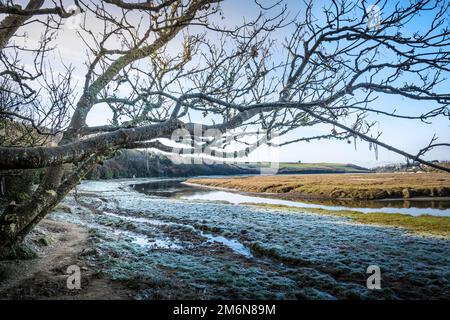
[51,178,450,299]
[135,179,450,217]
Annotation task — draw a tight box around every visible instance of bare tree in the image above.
[0,0,79,144]
[0,0,449,255]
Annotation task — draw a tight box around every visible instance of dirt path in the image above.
[0,219,131,300]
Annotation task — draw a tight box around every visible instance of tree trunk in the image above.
[0,157,98,257]
[4,169,36,204]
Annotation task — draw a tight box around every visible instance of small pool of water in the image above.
[132,180,450,217]
[201,232,253,258]
[104,209,252,257]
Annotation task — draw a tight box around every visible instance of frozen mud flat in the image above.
[50,179,450,299]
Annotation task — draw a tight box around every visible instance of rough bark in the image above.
[0,157,97,255]
[3,170,35,204]
[0,119,182,170]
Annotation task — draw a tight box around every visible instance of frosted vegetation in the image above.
[50,179,450,299]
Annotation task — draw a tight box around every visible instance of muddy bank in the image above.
[1,178,449,300]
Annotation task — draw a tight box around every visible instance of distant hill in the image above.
[85,151,258,180]
[85,151,370,180]
[374,161,450,173]
[244,162,370,174]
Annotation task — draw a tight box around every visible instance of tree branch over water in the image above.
[1,0,449,250]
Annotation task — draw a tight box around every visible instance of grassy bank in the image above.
[243,203,450,238]
[188,173,450,200]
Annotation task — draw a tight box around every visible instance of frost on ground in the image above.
[48,179,450,300]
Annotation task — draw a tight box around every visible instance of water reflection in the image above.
[132,180,450,217]
[131,178,191,197]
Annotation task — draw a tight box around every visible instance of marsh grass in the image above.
[243,203,450,238]
[188,173,450,200]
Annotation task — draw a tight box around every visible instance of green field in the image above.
[243,162,369,173]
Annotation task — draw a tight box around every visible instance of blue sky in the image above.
[212,0,450,167]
